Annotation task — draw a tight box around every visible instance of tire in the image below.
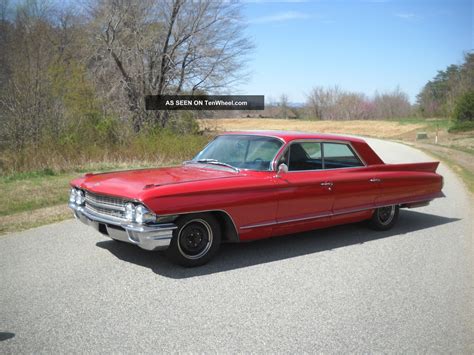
[166,213,221,267]
[368,205,399,231]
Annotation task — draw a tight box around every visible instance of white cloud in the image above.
[248,11,312,24]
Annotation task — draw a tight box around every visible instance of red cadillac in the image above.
[69,131,444,266]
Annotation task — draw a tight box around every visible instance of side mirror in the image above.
[276,163,288,177]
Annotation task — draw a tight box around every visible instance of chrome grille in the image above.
[85,191,127,220]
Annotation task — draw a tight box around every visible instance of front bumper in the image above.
[69,203,176,251]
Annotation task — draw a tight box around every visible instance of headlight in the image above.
[69,188,77,203]
[75,190,85,205]
[125,203,135,222]
[135,205,156,224]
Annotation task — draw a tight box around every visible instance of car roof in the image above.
[222,130,367,144]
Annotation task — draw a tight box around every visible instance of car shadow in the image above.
[96,210,459,279]
[0,332,15,341]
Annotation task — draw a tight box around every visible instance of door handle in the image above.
[369,178,381,183]
[320,182,334,187]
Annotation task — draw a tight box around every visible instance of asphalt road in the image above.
[1,138,473,353]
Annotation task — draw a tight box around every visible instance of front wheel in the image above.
[166,213,221,267]
[368,205,399,231]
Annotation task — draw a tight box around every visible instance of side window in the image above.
[323,143,363,169]
[288,142,323,171]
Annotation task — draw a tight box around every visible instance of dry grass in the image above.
[200,118,425,139]
[0,172,78,217]
[0,133,212,175]
[0,205,71,235]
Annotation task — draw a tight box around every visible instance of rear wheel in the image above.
[166,213,221,267]
[368,205,399,231]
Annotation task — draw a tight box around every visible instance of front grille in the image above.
[85,191,127,221]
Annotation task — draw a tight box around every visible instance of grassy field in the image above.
[1,117,472,235]
[200,118,429,139]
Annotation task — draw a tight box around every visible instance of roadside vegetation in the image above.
[0,134,212,235]
[0,1,472,234]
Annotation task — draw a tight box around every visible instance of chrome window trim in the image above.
[271,139,367,172]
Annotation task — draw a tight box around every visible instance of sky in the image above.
[238,0,473,103]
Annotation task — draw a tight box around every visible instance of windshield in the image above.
[192,135,283,171]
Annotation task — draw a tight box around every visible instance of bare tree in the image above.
[306,86,343,120]
[0,0,58,148]
[278,93,289,118]
[88,0,253,131]
[306,85,411,120]
[373,87,412,119]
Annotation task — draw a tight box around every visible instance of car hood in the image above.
[77,165,241,199]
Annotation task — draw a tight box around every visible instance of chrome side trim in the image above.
[240,211,333,230]
[239,220,276,229]
[239,192,443,230]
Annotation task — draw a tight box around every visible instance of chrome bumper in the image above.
[69,203,176,251]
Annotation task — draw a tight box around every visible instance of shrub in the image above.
[453,90,474,123]
[448,121,474,133]
[168,112,200,135]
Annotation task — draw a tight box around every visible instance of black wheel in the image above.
[166,213,221,267]
[368,205,399,231]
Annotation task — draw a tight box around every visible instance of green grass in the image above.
[447,143,474,155]
[0,161,188,217]
[448,121,474,133]
[415,147,474,193]
[0,172,77,216]
[395,117,451,129]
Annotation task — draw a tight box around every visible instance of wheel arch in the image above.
[209,210,240,243]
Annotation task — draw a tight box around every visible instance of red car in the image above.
[69,131,444,266]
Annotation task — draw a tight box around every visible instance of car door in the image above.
[323,142,380,215]
[272,141,335,236]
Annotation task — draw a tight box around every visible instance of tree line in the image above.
[274,53,472,121]
[0,0,251,152]
[0,0,472,172]
[417,53,473,118]
[304,86,412,120]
